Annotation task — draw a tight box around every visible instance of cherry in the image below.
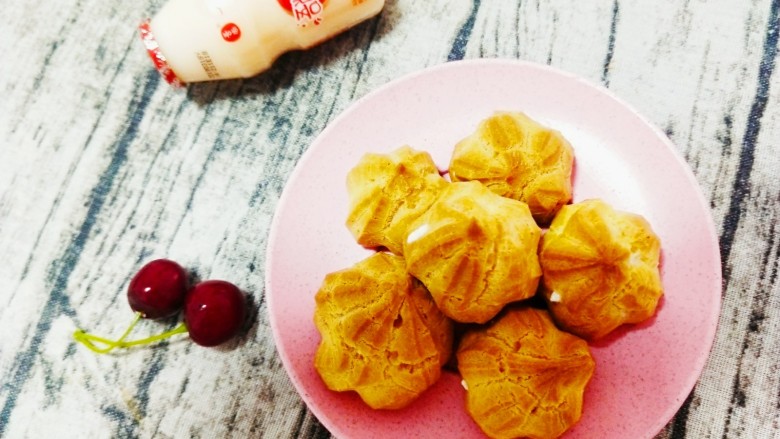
[73,260,247,353]
[127,259,188,319]
[184,280,247,347]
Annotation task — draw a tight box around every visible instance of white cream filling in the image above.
[549,291,562,302]
[628,251,643,267]
[406,223,430,244]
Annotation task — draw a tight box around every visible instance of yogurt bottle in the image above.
[140,0,385,86]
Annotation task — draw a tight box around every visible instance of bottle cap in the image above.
[138,20,185,88]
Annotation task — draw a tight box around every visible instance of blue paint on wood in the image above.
[0,71,160,436]
[719,0,779,282]
[602,0,620,87]
[448,0,481,61]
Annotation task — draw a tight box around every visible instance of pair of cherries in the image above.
[74,259,247,353]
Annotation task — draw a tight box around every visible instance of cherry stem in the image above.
[73,312,142,354]
[121,323,188,346]
[73,312,188,354]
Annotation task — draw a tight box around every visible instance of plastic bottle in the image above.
[139,0,385,87]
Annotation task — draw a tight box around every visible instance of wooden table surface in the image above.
[1,0,779,438]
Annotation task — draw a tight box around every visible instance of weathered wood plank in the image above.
[1,0,778,438]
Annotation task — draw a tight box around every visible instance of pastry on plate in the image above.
[313,252,453,410]
[457,306,595,439]
[539,199,664,340]
[346,145,448,255]
[403,181,542,324]
[448,111,574,224]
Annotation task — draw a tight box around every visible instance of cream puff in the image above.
[346,146,448,255]
[313,252,454,409]
[403,181,542,324]
[457,306,595,439]
[539,199,664,340]
[449,112,574,224]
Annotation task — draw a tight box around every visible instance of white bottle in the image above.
[140,0,385,86]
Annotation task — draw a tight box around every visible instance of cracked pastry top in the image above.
[403,181,542,324]
[457,306,595,439]
[313,252,454,410]
[448,111,574,224]
[539,199,664,340]
[346,145,448,255]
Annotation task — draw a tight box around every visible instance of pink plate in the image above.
[265,59,722,438]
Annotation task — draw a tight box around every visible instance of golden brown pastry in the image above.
[403,181,542,324]
[457,307,595,439]
[448,111,574,224]
[313,252,453,410]
[346,146,448,255]
[539,199,664,340]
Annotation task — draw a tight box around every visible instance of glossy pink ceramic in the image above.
[265,59,722,438]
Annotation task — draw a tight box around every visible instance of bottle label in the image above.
[277,0,325,26]
[220,23,242,42]
[292,0,324,26]
[196,51,220,79]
